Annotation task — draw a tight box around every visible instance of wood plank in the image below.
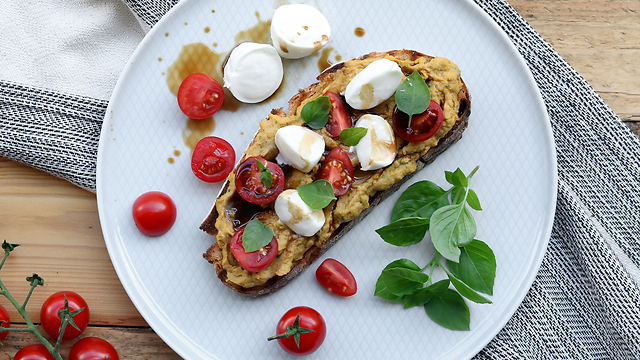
[0,159,146,328]
[0,325,181,359]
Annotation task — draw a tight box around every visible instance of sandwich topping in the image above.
[211,52,465,288]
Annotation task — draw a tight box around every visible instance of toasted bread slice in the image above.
[201,50,471,296]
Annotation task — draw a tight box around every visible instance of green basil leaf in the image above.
[430,203,477,262]
[451,186,466,205]
[339,127,367,146]
[375,217,430,247]
[447,239,496,295]
[403,279,450,309]
[445,271,492,304]
[447,168,469,188]
[374,259,422,302]
[255,158,273,188]
[297,180,336,209]
[466,189,482,211]
[391,180,449,222]
[241,220,274,253]
[379,267,430,296]
[301,96,331,129]
[424,289,470,331]
[394,71,430,126]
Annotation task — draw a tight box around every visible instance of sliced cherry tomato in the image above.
[392,100,444,143]
[235,157,285,205]
[318,147,354,196]
[177,72,224,119]
[132,191,177,237]
[40,291,89,341]
[14,344,55,360]
[69,337,119,360]
[191,136,236,183]
[229,225,278,272]
[316,258,357,297]
[269,306,326,356]
[0,303,9,341]
[324,91,351,137]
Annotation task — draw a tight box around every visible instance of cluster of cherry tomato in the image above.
[1,291,118,359]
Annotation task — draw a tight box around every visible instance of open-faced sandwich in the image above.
[200,50,471,296]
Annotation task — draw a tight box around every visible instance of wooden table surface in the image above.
[1,1,638,358]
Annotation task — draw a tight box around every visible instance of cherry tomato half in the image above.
[235,157,285,205]
[177,73,224,119]
[69,337,119,360]
[316,258,357,297]
[132,191,177,237]
[191,136,236,183]
[272,306,326,356]
[392,100,444,143]
[0,303,10,341]
[324,91,352,137]
[229,225,278,272]
[14,344,55,360]
[40,291,89,341]
[318,147,354,196]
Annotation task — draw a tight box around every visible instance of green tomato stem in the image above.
[0,277,62,359]
[22,282,38,310]
[0,251,9,271]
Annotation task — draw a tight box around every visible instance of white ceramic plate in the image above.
[97,0,557,359]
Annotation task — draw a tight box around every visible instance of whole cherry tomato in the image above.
[69,337,119,360]
[316,258,357,297]
[229,225,278,272]
[235,157,285,205]
[177,72,224,119]
[132,191,177,237]
[191,136,236,183]
[392,100,444,143]
[318,147,354,196]
[324,91,351,137]
[40,291,89,341]
[269,306,326,356]
[13,344,55,360]
[0,303,10,341]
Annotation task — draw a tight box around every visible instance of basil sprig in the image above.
[339,127,367,146]
[301,96,331,129]
[374,166,496,331]
[242,219,274,253]
[297,180,336,210]
[255,158,273,188]
[394,71,431,127]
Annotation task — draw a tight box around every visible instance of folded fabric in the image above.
[1,0,638,358]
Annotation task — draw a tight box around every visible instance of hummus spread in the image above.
[213,54,464,288]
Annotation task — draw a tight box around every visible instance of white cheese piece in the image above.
[275,125,325,173]
[354,114,396,171]
[343,59,403,110]
[274,189,325,237]
[270,4,331,59]
[223,42,283,103]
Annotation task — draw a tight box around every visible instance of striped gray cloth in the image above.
[1,0,638,358]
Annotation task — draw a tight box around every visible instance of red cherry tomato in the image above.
[272,306,326,356]
[235,157,285,205]
[13,344,55,360]
[0,303,10,341]
[229,225,278,272]
[69,337,119,360]
[40,291,89,341]
[318,147,354,196]
[191,136,236,183]
[177,73,224,119]
[392,100,444,142]
[324,91,351,137]
[316,258,357,297]
[132,191,177,237]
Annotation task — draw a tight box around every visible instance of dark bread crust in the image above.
[201,50,471,296]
